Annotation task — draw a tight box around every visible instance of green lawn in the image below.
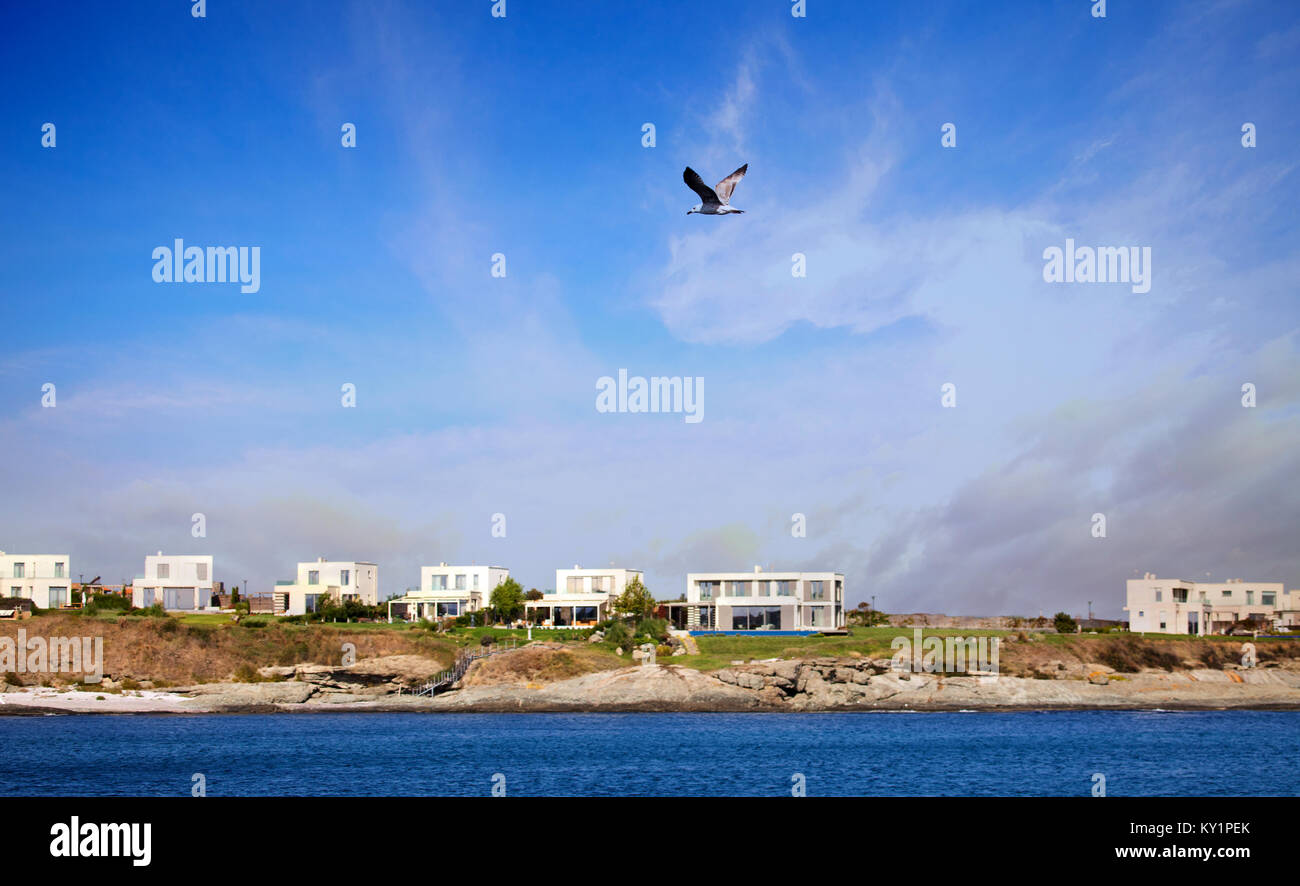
[674,626,1014,672]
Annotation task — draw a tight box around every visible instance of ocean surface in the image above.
[2,710,1296,796]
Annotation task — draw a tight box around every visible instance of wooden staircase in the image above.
[404,638,519,697]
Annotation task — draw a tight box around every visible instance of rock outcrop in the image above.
[9,654,1298,714]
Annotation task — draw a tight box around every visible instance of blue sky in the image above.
[1,0,1298,616]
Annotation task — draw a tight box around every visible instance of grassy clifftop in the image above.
[677,627,1300,674]
[4,614,1295,688]
[0,613,457,686]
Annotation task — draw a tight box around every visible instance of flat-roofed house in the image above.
[1124,574,1295,635]
[525,566,643,627]
[387,563,511,621]
[132,552,215,611]
[276,558,379,616]
[678,567,845,632]
[0,551,72,609]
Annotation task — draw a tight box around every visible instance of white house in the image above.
[1124,574,1297,635]
[0,551,72,609]
[275,558,379,616]
[676,567,846,632]
[132,552,215,611]
[387,563,511,621]
[525,565,643,627]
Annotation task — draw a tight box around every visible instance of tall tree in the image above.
[613,576,656,620]
[489,578,526,622]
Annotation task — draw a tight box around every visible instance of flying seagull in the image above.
[683,164,748,215]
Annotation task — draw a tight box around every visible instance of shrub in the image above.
[480,635,496,647]
[1196,642,1228,668]
[1099,638,1183,673]
[602,621,632,648]
[636,617,669,643]
[1053,612,1078,634]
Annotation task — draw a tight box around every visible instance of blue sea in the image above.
[2,711,1296,796]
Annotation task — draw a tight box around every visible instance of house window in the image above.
[775,581,794,596]
[48,587,67,608]
[473,573,480,590]
[54,562,65,578]
[11,586,24,598]
[197,563,208,582]
[431,574,447,590]
[1154,590,1162,602]
[1137,610,1144,617]
[1222,590,1232,598]
[156,563,169,579]
[308,570,320,584]
[1172,588,1187,603]
[1246,591,1254,605]
[12,563,23,579]
[340,569,350,586]
[810,581,825,600]
[731,606,782,630]
[698,581,718,600]
[1159,611,1167,630]
[455,574,467,590]
[727,581,749,597]
[1263,593,1276,606]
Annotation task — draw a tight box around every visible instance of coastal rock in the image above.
[425,665,769,712]
[180,681,317,708]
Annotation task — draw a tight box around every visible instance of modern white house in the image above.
[674,567,846,632]
[387,563,511,621]
[0,551,72,609]
[132,552,215,611]
[1124,574,1297,635]
[274,558,379,616]
[525,565,644,627]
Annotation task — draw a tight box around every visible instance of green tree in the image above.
[524,588,544,601]
[613,576,656,620]
[1053,612,1078,634]
[489,578,526,622]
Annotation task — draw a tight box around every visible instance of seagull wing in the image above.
[683,167,720,205]
[714,164,748,204]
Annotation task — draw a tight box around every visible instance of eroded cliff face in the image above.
[6,650,1298,713]
[414,657,1300,712]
